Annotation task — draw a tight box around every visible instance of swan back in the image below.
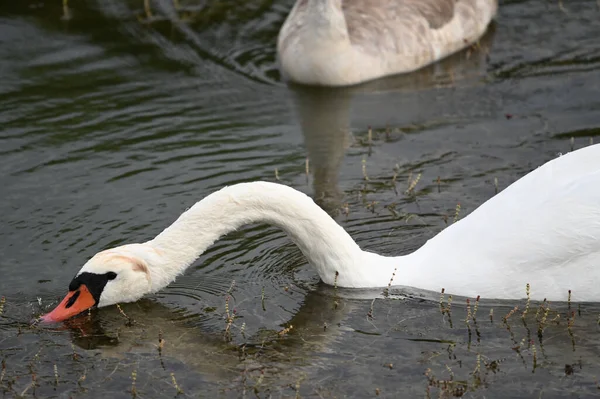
[410,146,600,301]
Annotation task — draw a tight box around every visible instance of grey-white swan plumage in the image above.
[277,0,498,86]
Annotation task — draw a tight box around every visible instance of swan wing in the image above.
[343,0,498,58]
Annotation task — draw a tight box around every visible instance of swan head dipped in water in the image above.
[41,181,397,323]
[41,143,600,322]
[41,244,159,322]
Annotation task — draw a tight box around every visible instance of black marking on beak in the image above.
[65,290,81,309]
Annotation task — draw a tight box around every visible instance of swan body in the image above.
[41,144,600,322]
[277,0,498,86]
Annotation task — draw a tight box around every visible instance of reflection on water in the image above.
[290,25,497,213]
[1,0,600,397]
[4,287,600,397]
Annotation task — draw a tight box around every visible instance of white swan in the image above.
[41,144,600,322]
[277,0,499,86]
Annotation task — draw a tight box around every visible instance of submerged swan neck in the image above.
[147,182,382,291]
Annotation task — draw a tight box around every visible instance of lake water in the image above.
[1,0,600,397]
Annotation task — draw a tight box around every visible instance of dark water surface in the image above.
[1,0,600,397]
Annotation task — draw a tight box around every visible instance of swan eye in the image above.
[106,272,117,280]
[68,280,81,292]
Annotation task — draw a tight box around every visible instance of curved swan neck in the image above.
[146,182,392,291]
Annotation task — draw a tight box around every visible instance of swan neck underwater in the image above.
[41,143,600,322]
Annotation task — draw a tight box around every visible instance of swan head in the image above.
[40,243,155,323]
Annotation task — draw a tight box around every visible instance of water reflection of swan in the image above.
[277,0,498,86]
[64,287,362,382]
[288,26,496,210]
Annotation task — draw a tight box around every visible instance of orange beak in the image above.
[40,284,96,323]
